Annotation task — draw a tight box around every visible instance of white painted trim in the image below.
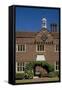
[16,71,24,73]
[16,62,17,72]
[16,62,27,73]
[16,44,18,52]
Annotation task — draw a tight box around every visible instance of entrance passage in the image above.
[34,65,48,77]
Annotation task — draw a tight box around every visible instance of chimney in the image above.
[54,24,57,32]
[50,24,57,32]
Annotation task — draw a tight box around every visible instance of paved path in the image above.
[16,77,59,83]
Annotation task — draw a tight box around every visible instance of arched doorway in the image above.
[34,64,47,78]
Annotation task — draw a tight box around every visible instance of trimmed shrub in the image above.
[48,71,59,78]
[24,61,54,78]
[34,61,42,66]
[25,62,34,71]
[54,71,59,77]
[24,73,29,79]
[25,70,34,79]
[48,72,56,78]
[42,63,54,73]
[48,64,54,72]
[16,72,25,80]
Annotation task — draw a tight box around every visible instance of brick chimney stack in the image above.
[51,24,57,32]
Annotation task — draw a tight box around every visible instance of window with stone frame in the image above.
[55,44,59,52]
[36,44,44,52]
[16,44,26,52]
[55,61,59,71]
[16,62,26,72]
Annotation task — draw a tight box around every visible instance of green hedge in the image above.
[25,61,54,74]
[25,70,34,79]
[16,73,25,80]
[16,71,34,80]
[42,63,54,73]
[48,71,59,78]
[33,61,54,73]
[25,62,34,71]
[48,72,56,78]
[16,61,55,80]
[54,71,59,77]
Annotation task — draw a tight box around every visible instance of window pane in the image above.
[17,62,19,66]
[56,66,58,70]
[20,67,23,71]
[56,61,59,65]
[56,44,59,51]
[18,45,21,51]
[17,67,19,71]
[21,45,22,51]
[56,61,59,71]
[37,44,44,51]
[37,45,39,51]
[23,67,25,71]
[41,45,44,51]
[23,45,25,51]
[17,62,27,71]
[16,44,18,51]
[18,45,25,51]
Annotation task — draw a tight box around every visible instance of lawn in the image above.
[16,77,59,84]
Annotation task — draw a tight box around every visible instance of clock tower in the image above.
[42,17,47,29]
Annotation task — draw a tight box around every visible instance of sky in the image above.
[16,6,60,32]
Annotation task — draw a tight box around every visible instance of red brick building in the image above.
[16,18,59,74]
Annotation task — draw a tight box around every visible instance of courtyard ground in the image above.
[16,77,59,84]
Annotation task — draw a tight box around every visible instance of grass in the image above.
[16,77,59,84]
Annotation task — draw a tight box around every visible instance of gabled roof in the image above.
[16,32,37,38]
[50,32,59,39]
[16,31,59,39]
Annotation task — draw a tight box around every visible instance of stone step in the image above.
[33,76,39,79]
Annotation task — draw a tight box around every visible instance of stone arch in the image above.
[34,64,48,77]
